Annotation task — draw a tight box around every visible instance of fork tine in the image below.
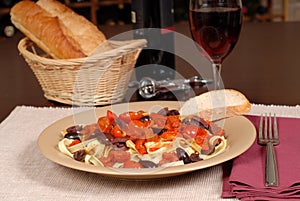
[259,114,263,142]
[264,113,268,140]
[258,113,279,186]
[258,113,279,144]
[269,113,273,140]
[273,114,279,141]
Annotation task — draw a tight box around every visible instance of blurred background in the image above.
[1,0,300,38]
[1,0,299,120]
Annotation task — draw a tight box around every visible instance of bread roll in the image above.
[11,1,85,59]
[36,0,110,56]
[11,0,110,59]
[180,89,251,121]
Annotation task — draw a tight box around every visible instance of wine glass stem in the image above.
[212,63,222,90]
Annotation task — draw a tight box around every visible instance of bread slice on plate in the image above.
[179,89,251,121]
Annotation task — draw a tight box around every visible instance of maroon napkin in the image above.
[222,115,300,201]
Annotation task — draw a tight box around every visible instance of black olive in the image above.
[176,147,191,164]
[209,122,223,135]
[64,132,81,141]
[157,107,169,116]
[112,142,127,151]
[189,153,202,162]
[151,127,167,135]
[66,125,82,133]
[167,109,180,116]
[181,116,194,125]
[192,116,209,129]
[73,150,86,161]
[139,115,152,122]
[111,137,128,143]
[139,160,158,168]
[201,146,215,155]
[181,116,209,129]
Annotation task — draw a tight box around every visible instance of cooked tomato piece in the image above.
[148,146,161,152]
[112,125,126,138]
[97,116,112,133]
[158,152,179,166]
[135,139,147,155]
[107,110,117,123]
[123,160,143,168]
[166,115,181,129]
[160,130,178,141]
[146,134,160,143]
[119,111,144,123]
[69,139,81,146]
[194,129,208,146]
[99,156,114,167]
[150,113,167,127]
[108,150,130,163]
[118,112,131,123]
[131,119,146,128]
[131,110,144,119]
[182,125,204,138]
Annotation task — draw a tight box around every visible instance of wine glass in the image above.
[189,0,243,89]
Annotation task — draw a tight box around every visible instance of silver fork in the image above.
[258,113,279,187]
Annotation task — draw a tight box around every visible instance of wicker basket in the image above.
[18,37,146,106]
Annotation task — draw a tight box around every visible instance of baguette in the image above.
[36,0,110,56]
[10,0,109,59]
[11,1,85,59]
[179,89,251,121]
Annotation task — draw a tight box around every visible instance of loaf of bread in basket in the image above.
[10,0,147,106]
[10,0,110,59]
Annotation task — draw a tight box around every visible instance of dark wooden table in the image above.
[1,21,300,122]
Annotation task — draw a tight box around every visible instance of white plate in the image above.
[37,101,256,179]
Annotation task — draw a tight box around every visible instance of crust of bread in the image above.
[36,0,111,55]
[180,89,251,121]
[10,1,86,59]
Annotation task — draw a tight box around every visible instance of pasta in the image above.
[58,107,227,168]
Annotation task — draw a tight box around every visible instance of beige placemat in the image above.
[0,104,299,201]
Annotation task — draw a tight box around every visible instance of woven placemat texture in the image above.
[1,104,299,201]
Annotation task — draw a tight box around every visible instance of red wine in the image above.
[190,7,242,63]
